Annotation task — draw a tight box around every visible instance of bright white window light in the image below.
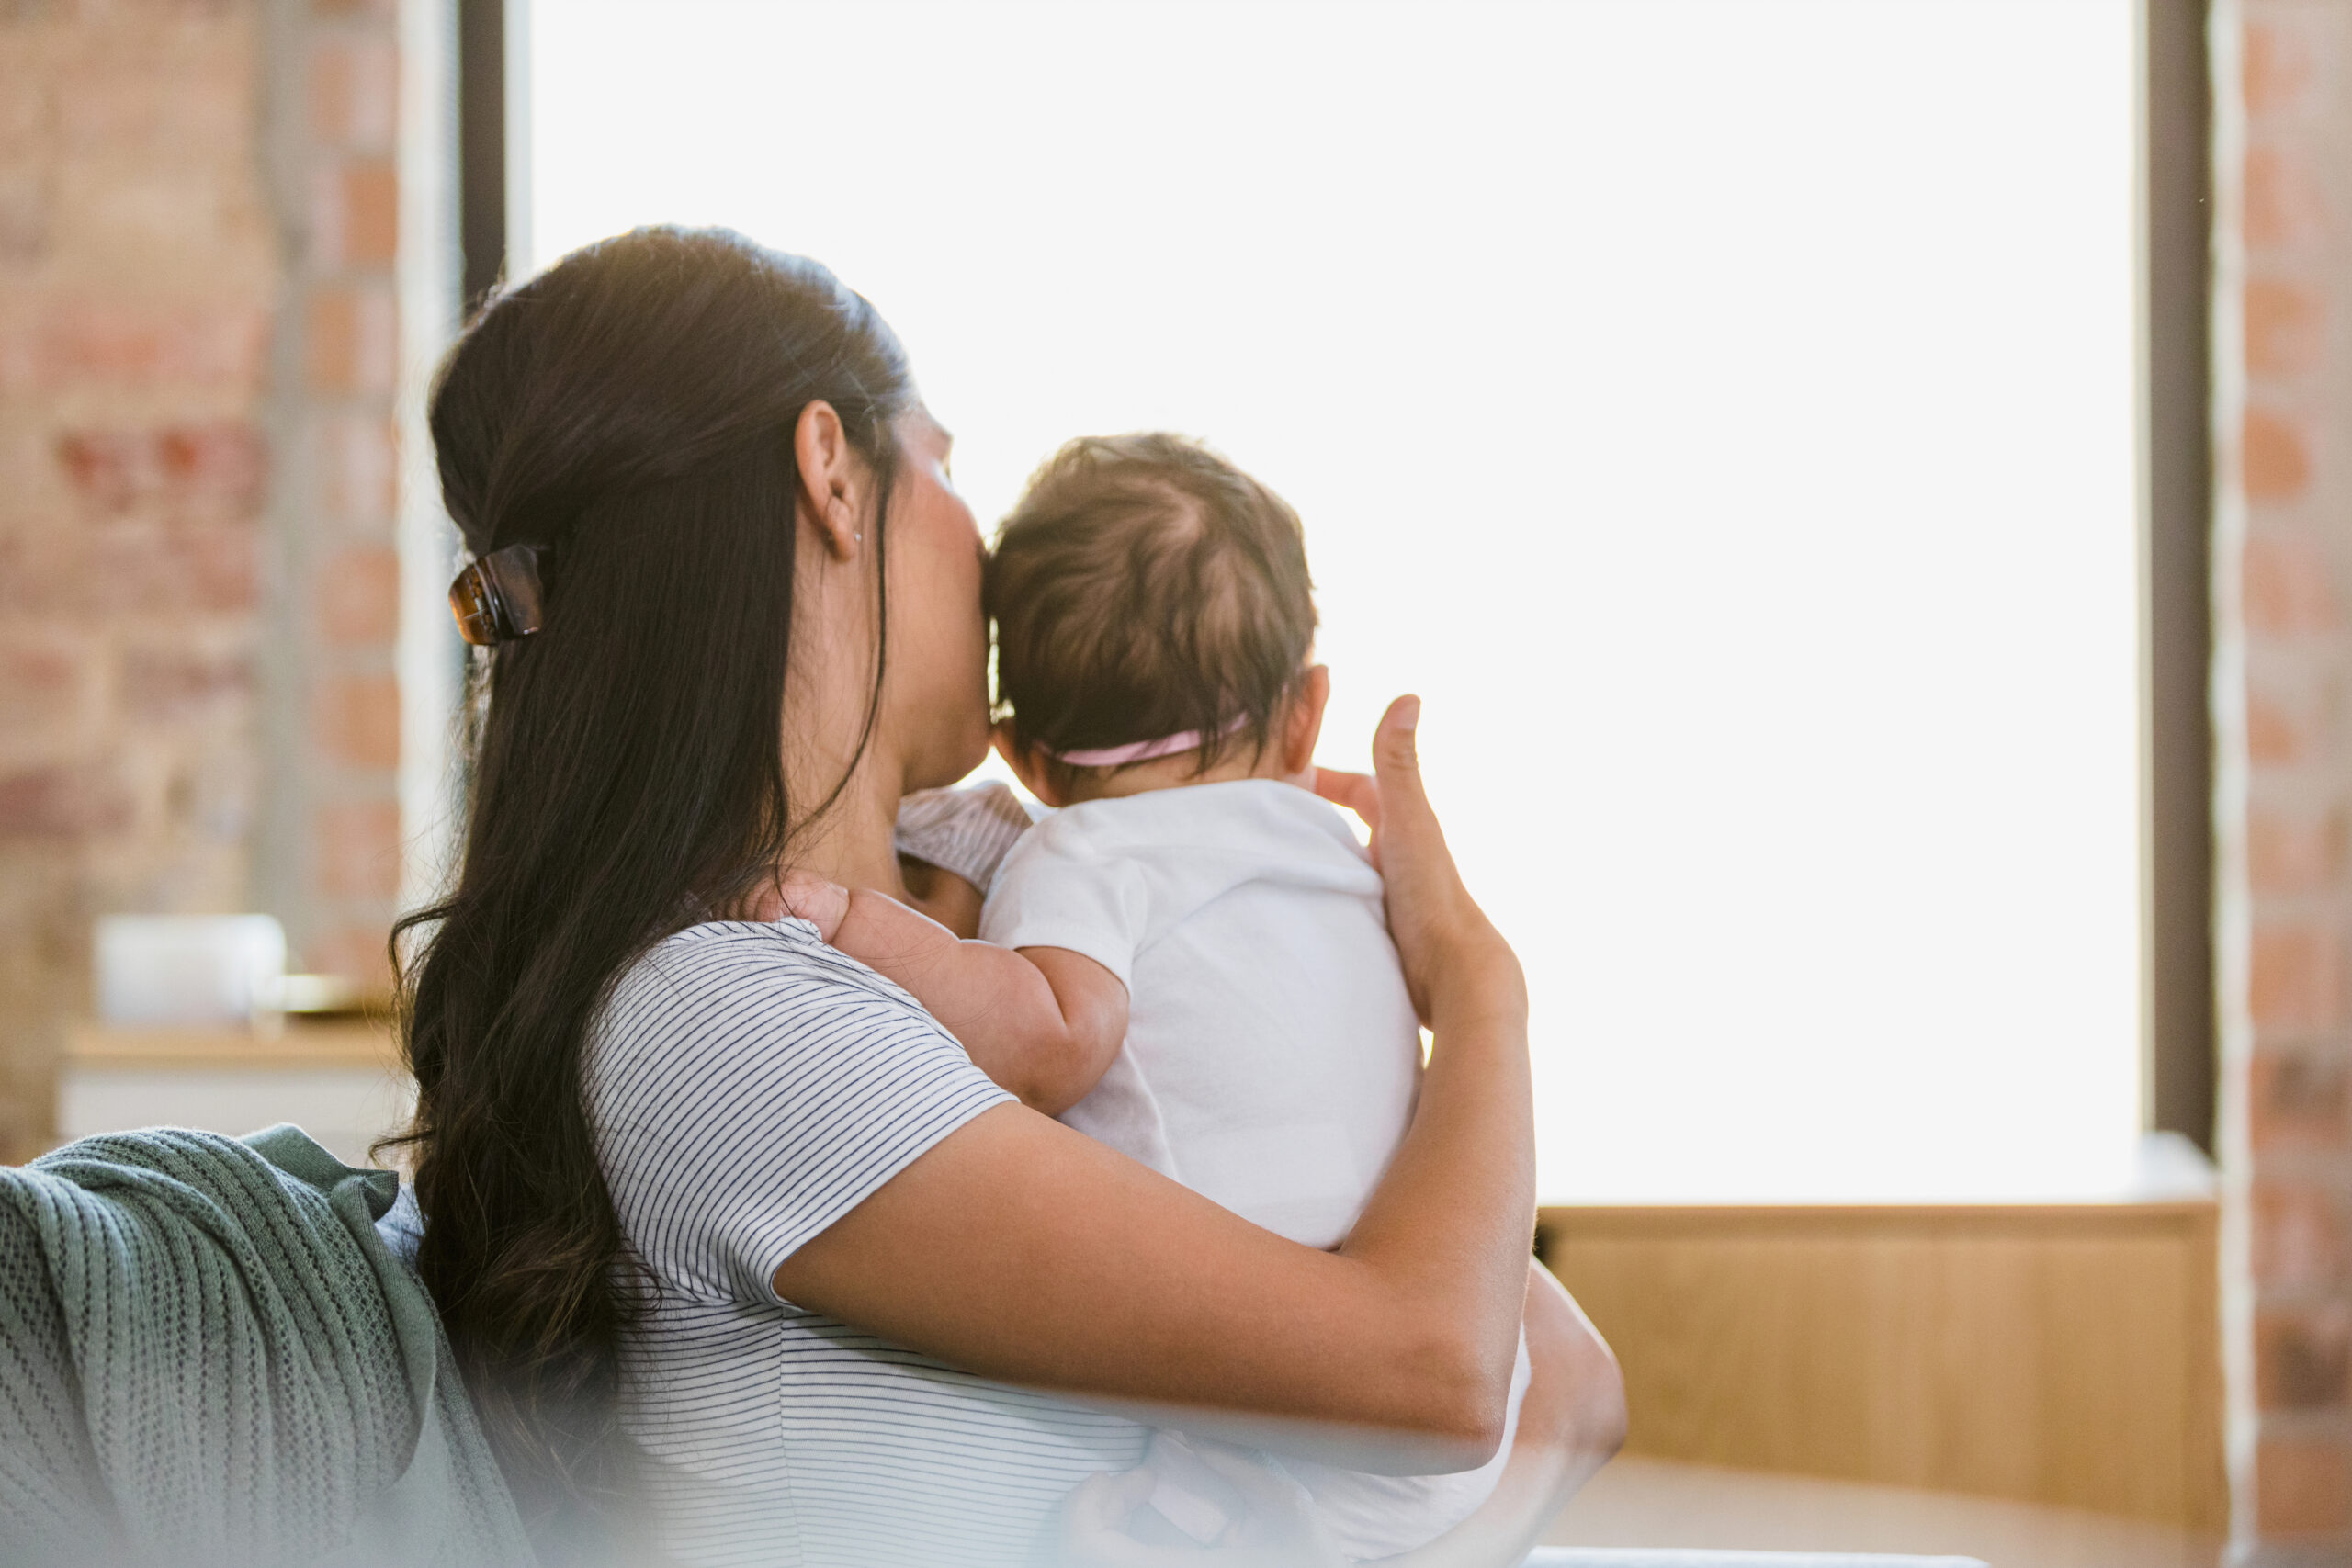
[526,0,2141,1201]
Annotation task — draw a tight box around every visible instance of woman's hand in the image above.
[1314,695,1525,1028]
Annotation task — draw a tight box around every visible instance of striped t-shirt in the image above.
[587,919,1148,1566]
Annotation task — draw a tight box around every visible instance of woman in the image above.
[400,226,1623,1567]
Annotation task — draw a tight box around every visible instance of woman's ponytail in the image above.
[390,227,913,1559]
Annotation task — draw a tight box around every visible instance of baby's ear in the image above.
[1282,665,1332,778]
[993,721,1066,807]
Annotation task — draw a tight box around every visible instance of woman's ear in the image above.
[1281,664,1332,778]
[793,400,865,562]
[993,721,1067,808]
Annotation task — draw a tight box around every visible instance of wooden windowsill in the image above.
[1542,1198,2217,1237]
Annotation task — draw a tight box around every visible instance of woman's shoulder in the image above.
[594,918,946,1086]
[622,916,921,1004]
[588,918,1014,1302]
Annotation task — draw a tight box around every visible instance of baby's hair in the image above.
[988,433,1317,795]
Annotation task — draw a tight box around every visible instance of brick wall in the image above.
[0,0,405,1163]
[264,0,406,986]
[2218,1,2352,1558]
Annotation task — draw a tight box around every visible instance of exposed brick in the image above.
[304,920,394,992]
[156,423,266,508]
[2245,525,2337,636]
[2248,277,2325,379]
[0,634,88,715]
[119,644,250,720]
[0,517,259,615]
[311,155,395,270]
[0,300,37,399]
[0,764,132,840]
[55,160,275,286]
[2246,17,2318,119]
[314,412,395,526]
[2246,682,2325,766]
[2247,143,2327,254]
[304,282,395,394]
[51,431,139,511]
[2257,1432,2352,1536]
[0,521,259,617]
[2251,919,2347,1032]
[2248,1189,2342,1297]
[97,523,257,615]
[2249,803,2349,897]
[309,36,396,152]
[2246,406,2316,503]
[0,0,357,1191]
[0,876,80,989]
[2259,1306,2352,1411]
[313,669,398,769]
[315,797,399,899]
[53,58,248,156]
[0,87,47,184]
[56,421,265,518]
[39,300,268,393]
[317,542,397,644]
[0,168,48,265]
[2251,1044,2352,1154]
[2253,1179,2348,1293]
[0,634,96,734]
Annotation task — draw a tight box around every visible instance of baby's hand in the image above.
[775,870,851,941]
[737,868,851,942]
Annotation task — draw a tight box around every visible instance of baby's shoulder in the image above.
[991,784,1377,918]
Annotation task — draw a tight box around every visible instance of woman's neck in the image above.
[785,750,910,898]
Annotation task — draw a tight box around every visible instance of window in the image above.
[524,0,2142,1201]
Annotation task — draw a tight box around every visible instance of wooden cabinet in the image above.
[1539,1201,2226,1532]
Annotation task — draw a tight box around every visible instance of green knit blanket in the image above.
[0,1123,535,1567]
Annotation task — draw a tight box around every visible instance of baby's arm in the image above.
[778,873,1127,1115]
[897,854,986,938]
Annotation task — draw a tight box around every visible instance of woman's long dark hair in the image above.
[390,227,912,1551]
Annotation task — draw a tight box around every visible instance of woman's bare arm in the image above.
[1375,1262,1626,1566]
[1058,1263,1625,1567]
[775,697,1536,1472]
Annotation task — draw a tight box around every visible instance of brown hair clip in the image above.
[448,544,546,646]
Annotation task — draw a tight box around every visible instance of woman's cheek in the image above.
[897,558,990,765]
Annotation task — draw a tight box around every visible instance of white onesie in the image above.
[970,777,1530,1561]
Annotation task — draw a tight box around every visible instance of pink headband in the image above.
[1048,714,1250,769]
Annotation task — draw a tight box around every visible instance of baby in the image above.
[789,433,1528,1559]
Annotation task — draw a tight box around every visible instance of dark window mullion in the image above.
[458,0,506,315]
[2141,0,2216,1155]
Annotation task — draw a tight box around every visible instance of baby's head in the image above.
[988,433,1326,806]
